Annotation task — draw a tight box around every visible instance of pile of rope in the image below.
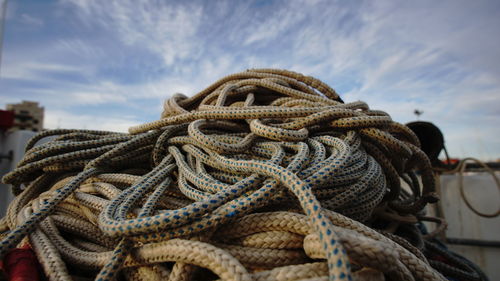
[0,69,484,281]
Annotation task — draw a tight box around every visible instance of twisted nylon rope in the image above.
[0,69,459,281]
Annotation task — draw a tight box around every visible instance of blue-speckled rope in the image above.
[0,68,443,281]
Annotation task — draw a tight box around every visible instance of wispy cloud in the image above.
[2,62,81,80]
[1,0,499,159]
[243,5,305,45]
[19,13,43,26]
[45,109,139,132]
[62,0,203,66]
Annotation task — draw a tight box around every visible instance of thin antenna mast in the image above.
[0,0,8,76]
[414,109,423,120]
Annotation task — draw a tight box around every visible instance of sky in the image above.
[0,0,499,160]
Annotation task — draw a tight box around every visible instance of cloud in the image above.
[71,91,128,105]
[2,62,82,80]
[53,39,105,60]
[243,6,306,45]
[2,0,500,159]
[44,109,139,132]
[61,0,204,66]
[19,13,43,26]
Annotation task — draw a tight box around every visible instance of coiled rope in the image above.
[443,157,500,218]
[0,68,476,281]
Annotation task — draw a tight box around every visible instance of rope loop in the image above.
[0,69,462,281]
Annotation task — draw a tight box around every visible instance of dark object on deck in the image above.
[407,121,444,166]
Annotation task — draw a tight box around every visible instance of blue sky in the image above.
[1,0,499,160]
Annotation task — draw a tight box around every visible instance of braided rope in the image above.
[0,69,457,281]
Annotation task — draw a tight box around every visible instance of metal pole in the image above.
[0,0,8,76]
[446,237,500,248]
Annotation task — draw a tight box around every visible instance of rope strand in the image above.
[1,68,472,280]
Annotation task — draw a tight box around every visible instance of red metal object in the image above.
[442,158,459,165]
[0,110,14,131]
[1,245,41,281]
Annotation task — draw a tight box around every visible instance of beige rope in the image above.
[448,157,500,218]
[0,69,452,281]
